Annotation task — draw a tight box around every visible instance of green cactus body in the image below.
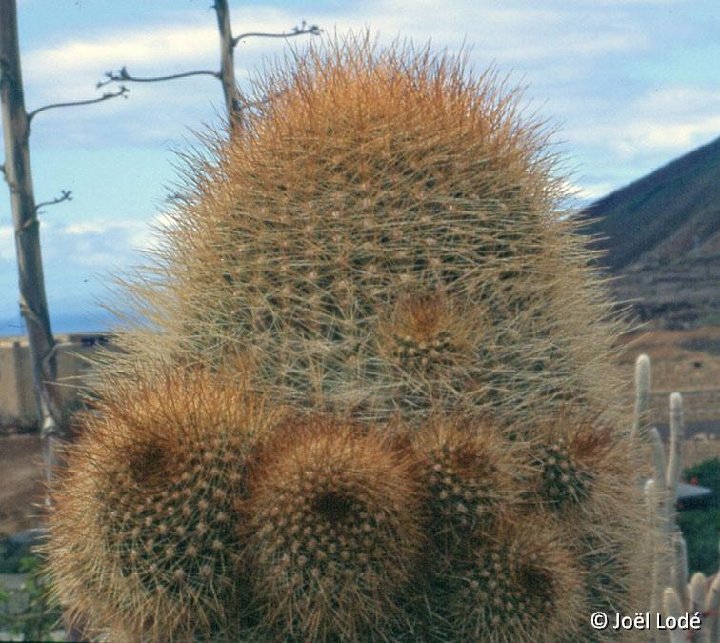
[46,33,655,641]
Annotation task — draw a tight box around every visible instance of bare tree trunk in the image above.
[2,8,107,639]
[0,0,61,475]
[213,0,241,132]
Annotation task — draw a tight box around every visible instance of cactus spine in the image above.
[46,33,658,641]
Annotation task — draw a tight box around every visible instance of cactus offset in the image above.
[428,519,586,642]
[410,414,522,542]
[242,415,422,640]
[46,368,285,640]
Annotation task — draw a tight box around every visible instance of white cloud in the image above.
[25,26,217,80]
[566,86,720,157]
[641,87,720,115]
[63,222,116,235]
[130,212,176,251]
[40,218,151,268]
[360,1,651,55]
[614,116,720,154]
[560,180,618,202]
[2,220,150,270]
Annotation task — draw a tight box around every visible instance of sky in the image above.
[1,0,719,334]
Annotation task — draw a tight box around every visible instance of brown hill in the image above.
[580,135,720,329]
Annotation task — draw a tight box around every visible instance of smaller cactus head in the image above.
[432,520,585,642]
[522,412,654,639]
[373,290,492,415]
[45,367,283,640]
[527,414,616,511]
[411,415,521,541]
[243,414,423,641]
[377,290,477,372]
[535,436,595,508]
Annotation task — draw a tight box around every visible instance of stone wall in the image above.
[0,333,113,429]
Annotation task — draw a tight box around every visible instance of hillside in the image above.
[581,135,720,329]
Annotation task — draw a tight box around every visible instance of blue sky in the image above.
[1,0,719,334]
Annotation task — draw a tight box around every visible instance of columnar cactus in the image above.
[46,33,656,641]
[637,354,720,642]
[640,361,688,622]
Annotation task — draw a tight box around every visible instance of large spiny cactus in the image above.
[46,33,655,641]
[105,33,627,428]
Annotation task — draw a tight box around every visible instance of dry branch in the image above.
[232,21,321,47]
[96,67,218,88]
[35,189,72,214]
[95,3,321,132]
[27,86,128,123]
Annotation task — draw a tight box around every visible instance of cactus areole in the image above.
[46,33,654,642]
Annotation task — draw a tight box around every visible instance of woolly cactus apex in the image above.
[428,518,586,642]
[374,289,484,410]
[242,414,423,641]
[45,368,285,641]
[104,31,627,426]
[410,414,523,541]
[377,291,477,368]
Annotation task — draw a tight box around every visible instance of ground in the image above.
[0,434,45,536]
[2,326,720,536]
